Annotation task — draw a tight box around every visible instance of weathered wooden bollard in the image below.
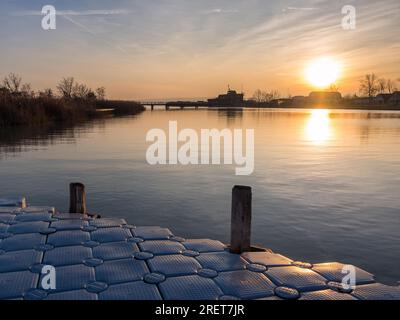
[230,185,252,254]
[69,183,87,214]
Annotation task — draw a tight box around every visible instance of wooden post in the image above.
[69,183,87,214]
[230,185,252,254]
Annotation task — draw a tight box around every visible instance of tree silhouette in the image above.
[96,87,106,100]
[72,83,91,99]
[252,89,280,103]
[377,78,387,93]
[3,73,22,93]
[359,74,379,98]
[57,77,75,98]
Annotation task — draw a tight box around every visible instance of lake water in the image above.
[1,108,399,284]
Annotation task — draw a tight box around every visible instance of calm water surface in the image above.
[1,108,399,284]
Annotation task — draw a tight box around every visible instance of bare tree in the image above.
[252,89,264,103]
[377,78,387,93]
[57,77,75,98]
[72,83,91,99]
[252,89,280,103]
[3,73,22,93]
[266,90,280,102]
[359,74,379,98]
[21,83,34,97]
[96,87,106,100]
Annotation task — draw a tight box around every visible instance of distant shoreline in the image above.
[158,89,400,112]
[239,104,400,112]
[160,105,400,112]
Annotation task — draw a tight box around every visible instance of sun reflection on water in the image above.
[305,109,332,145]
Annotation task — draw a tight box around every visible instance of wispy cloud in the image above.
[60,15,128,54]
[61,15,97,35]
[12,9,133,17]
[204,8,239,14]
[283,7,319,12]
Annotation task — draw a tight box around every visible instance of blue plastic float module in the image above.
[0,202,399,300]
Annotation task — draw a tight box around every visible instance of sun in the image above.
[306,57,341,88]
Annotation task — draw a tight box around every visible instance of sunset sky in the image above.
[0,0,399,99]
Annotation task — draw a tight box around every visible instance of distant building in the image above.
[352,97,372,105]
[208,89,244,108]
[375,93,392,104]
[389,91,400,105]
[308,91,342,105]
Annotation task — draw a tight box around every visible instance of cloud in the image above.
[12,9,133,17]
[284,7,319,12]
[61,14,97,35]
[60,15,128,54]
[204,8,239,14]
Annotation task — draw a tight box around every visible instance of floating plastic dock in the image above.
[0,198,399,300]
